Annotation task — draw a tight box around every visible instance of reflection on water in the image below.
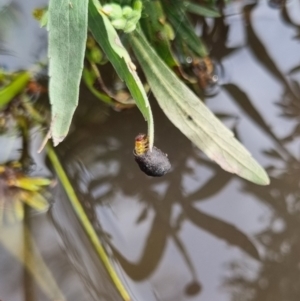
[1,0,300,301]
[0,0,48,70]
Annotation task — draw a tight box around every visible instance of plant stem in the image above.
[46,144,131,301]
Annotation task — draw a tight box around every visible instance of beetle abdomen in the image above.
[133,134,171,177]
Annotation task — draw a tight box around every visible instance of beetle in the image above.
[133,134,171,177]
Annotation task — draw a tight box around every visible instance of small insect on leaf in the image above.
[133,134,171,177]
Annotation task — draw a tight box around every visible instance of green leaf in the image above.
[88,0,154,149]
[32,8,48,27]
[47,0,88,146]
[13,177,52,191]
[129,31,270,185]
[183,1,221,18]
[46,144,131,301]
[0,72,31,109]
[82,68,114,105]
[162,0,208,57]
[140,0,179,68]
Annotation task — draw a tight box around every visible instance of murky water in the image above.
[1,0,300,301]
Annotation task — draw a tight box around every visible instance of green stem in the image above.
[0,72,31,109]
[46,144,131,301]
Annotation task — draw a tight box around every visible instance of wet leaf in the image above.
[130,31,270,185]
[0,72,31,109]
[47,0,88,146]
[88,0,154,149]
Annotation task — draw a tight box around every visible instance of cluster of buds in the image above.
[102,0,142,33]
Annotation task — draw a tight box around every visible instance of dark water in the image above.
[1,0,300,301]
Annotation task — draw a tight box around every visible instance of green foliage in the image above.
[183,1,221,18]
[0,72,31,109]
[0,162,51,224]
[162,0,208,58]
[82,67,114,105]
[88,0,154,149]
[103,0,142,33]
[44,0,269,185]
[32,8,48,27]
[47,0,88,146]
[139,0,179,68]
[129,31,269,185]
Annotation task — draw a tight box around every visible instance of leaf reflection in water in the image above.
[55,95,263,300]
[53,1,300,299]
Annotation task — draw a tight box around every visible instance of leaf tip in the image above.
[52,135,65,147]
[257,171,270,186]
[248,167,270,186]
[38,129,51,153]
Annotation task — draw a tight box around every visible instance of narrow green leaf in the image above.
[88,0,154,149]
[0,72,31,109]
[140,0,179,68]
[46,144,131,301]
[82,68,114,105]
[47,0,88,146]
[162,0,208,57]
[130,31,270,185]
[183,1,221,18]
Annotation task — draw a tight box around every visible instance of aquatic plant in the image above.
[42,0,269,185]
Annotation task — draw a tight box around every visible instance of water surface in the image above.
[0,1,300,301]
